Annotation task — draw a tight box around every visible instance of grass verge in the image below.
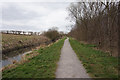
[2,37,66,78]
[69,38,118,78]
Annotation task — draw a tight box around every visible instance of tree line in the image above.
[1,30,41,35]
[68,1,119,57]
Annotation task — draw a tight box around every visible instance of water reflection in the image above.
[2,47,34,67]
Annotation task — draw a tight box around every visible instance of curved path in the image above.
[55,38,90,78]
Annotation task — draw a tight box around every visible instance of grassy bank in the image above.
[2,34,50,53]
[2,37,66,78]
[69,38,118,78]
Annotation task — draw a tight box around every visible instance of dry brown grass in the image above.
[2,34,50,53]
[1,51,39,71]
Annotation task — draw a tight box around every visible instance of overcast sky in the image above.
[0,2,74,33]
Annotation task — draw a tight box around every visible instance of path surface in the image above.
[55,38,90,78]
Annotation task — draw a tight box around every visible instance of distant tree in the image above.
[44,27,60,42]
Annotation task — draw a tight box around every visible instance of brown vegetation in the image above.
[68,2,119,56]
[2,33,50,54]
[43,27,62,42]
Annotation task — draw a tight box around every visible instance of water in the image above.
[1,47,33,67]
[1,41,51,68]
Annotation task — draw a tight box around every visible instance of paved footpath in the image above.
[55,38,90,78]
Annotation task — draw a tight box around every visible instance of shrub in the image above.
[44,27,60,42]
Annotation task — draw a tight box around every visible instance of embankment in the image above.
[2,34,51,54]
[2,37,66,78]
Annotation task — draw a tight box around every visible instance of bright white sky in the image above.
[0,0,118,33]
[0,1,74,33]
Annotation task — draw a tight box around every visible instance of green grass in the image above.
[2,37,66,78]
[69,38,118,78]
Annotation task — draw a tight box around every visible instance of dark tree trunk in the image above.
[118,2,120,57]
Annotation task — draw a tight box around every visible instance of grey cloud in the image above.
[1,23,44,32]
[1,2,71,33]
[2,3,39,21]
[33,2,70,9]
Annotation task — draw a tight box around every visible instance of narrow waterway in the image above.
[1,47,34,67]
[1,40,52,68]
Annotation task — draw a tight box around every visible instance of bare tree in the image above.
[68,1,119,56]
